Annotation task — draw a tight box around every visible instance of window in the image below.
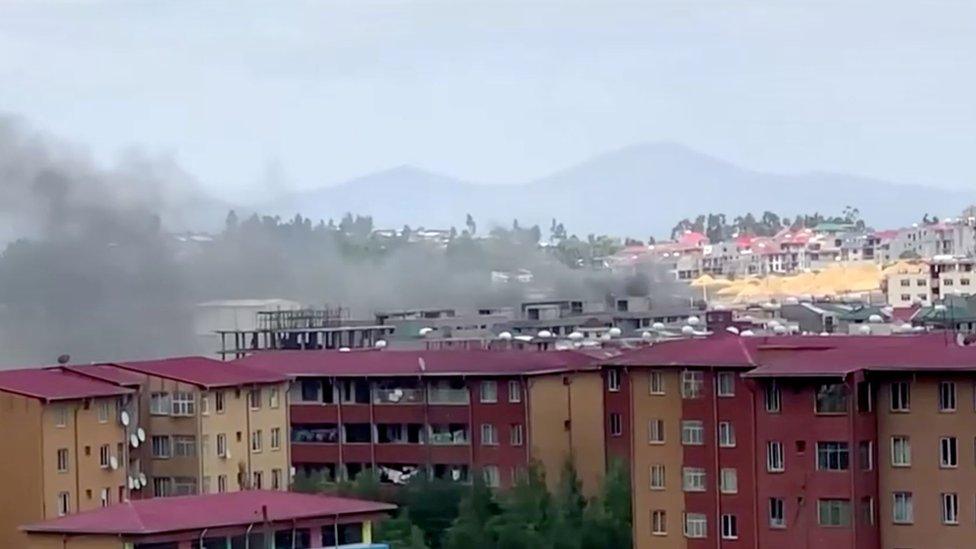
[857,381,873,412]
[859,441,873,471]
[817,499,851,527]
[648,419,665,444]
[681,420,704,446]
[720,468,738,494]
[57,491,70,516]
[649,370,665,395]
[272,468,282,490]
[890,382,910,412]
[217,475,227,493]
[891,436,911,466]
[248,389,262,410]
[609,413,622,437]
[681,370,703,399]
[900,279,910,287]
[816,442,850,471]
[718,421,736,447]
[939,381,956,412]
[683,513,707,538]
[270,427,281,450]
[510,424,523,446]
[100,488,110,507]
[252,471,263,490]
[508,380,522,403]
[682,467,706,492]
[202,476,211,494]
[269,387,280,408]
[607,369,621,392]
[815,383,849,414]
[251,430,263,453]
[767,441,784,472]
[150,392,171,415]
[216,433,228,458]
[99,444,110,469]
[151,436,172,458]
[765,383,781,412]
[721,514,738,539]
[892,492,913,524]
[97,400,110,423]
[481,424,498,446]
[200,392,210,415]
[480,381,498,403]
[650,465,666,490]
[941,493,958,525]
[940,436,958,468]
[483,466,500,488]
[717,372,735,397]
[651,510,667,535]
[861,496,874,526]
[56,448,69,473]
[173,436,197,457]
[215,390,225,413]
[171,391,195,416]
[769,498,785,528]
[153,477,172,497]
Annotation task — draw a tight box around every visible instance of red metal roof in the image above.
[22,490,395,536]
[63,364,147,387]
[609,335,756,368]
[108,357,288,389]
[235,349,603,377]
[0,368,133,402]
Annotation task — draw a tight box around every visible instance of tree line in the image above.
[294,460,632,549]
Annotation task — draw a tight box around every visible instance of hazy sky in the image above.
[1,1,974,199]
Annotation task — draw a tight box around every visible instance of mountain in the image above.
[270,143,976,238]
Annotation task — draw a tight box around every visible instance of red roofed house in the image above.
[21,489,395,548]
[234,349,611,496]
[0,368,134,547]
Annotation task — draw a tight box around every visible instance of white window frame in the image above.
[720,514,738,540]
[890,381,910,412]
[609,413,622,437]
[480,381,498,403]
[648,419,665,444]
[483,465,500,488]
[481,424,498,446]
[681,370,703,399]
[717,372,735,397]
[251,430,263,453]
[150,392,171,416]
[171,391,195,416]
[216,433,228,458]
[939,381,956,412]
[769,497,785,528]
[269,387,280,408]
[215,390,225,413]
[720,468,738,494]
[217,474,227,493]
[607,369,621,392]
[682,467,706,492]
[941,492,958,525]
[248,389,262,410]
[816,441,850,471]
[510,424,524,446]
[683,513,707,538]
[200,392,210,416]
[271,427,281,450]
[940,436,958,468]
[97,400,110,423]
[767,441,784,472]
[817,499,851,527]
[56,448,69,473]
[765,383,781,413]
[151,435,172,459]
[890,436,911,467]
[718,421,736,447]
[681,420,704,446]
[508,380,522,403]
[99,444,110,469]
[173,435,197,458]
[892,492,913,524]
[649,370,665,395]
[650,464,666,490]
[651,510,667,535]
[57,491,70,516]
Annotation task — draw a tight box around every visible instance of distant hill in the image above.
[269,143,976,239]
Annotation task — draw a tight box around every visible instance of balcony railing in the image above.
[373,388,424,405]
[427,388,469,405]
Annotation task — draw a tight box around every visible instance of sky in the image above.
[1,0,974,200]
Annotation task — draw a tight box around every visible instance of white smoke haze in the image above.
[0,115,687,367]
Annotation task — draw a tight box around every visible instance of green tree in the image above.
[378,510,431,549]
[442,474,499,549]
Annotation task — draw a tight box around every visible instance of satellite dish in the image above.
[600,333,612,341]
[568,331,584,341]
[109,456,119,470]
[608,327,622,338]
[537,330,553,338]
[128,477,136,490]
[819,331,830,336]
[784,297,799,305]
[120,410,130,427]
[514,335,534,342]
[338,347,351,352]
[868,314,883,324]
[773,325,787,335]
[652,322,665,331]
[137,428,146,442]
[418,327,434,336]
[681,325,695,335]
[375,339,388,349]
[726,326,740,335]
[57,354,71,365]
[498,331,513,341]
[139,473,147,486]
[858,325,872,335]
[130,434,139,448]
[687,316,701,326]
[641,331,653,341]
[740,330,755,337]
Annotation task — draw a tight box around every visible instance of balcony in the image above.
[429,424,469,445]
[373,387,424,405]
[427,388,469,405]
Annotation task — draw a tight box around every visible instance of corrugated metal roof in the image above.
[108,357,288,388]
[21,490,395,536]
[0,368,133,402]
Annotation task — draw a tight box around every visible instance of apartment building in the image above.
[78,357,292,498]
[234,349,613,495]
[604,337,759,549]
[0,368,133,547]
